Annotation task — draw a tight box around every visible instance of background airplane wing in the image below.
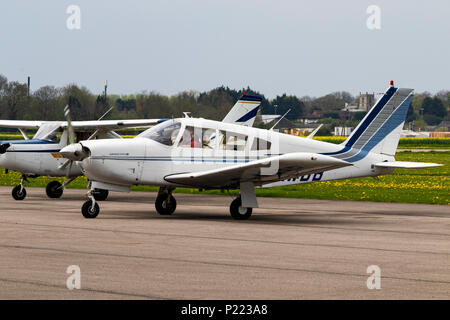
[0,120,45,129]
[164,153,352,189]
[70,119,168,131]
[0,119,166,131]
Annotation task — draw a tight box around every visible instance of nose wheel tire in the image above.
[230,197,252,220]
[46,181,63,198]
[155,193,177,215]
[12,186,26,201]
[82,200,100,218]
[93,189,109,201]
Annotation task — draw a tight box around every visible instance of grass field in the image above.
[0,151,448,205]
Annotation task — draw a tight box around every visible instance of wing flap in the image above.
[164,153,352,188]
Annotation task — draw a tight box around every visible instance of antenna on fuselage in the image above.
[183,112,191,118]
[270,108,291,131]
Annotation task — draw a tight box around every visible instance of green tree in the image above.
[422,96,447,125]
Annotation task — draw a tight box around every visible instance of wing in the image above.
[0,119,167,132]
[70,119,168,132]
[0,120,44,129]
[164,152,352,189]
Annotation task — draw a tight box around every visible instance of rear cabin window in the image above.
[219,131,248,151]
[251,138,271,151]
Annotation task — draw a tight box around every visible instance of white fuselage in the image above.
[0,136,81,177]
[77,118,395,189]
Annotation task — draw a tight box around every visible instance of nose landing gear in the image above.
[12,175,28,200]
[81,189,100,218]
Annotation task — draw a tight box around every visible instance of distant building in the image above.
[359,92,375,111]
[300,111,323,124]
[260,114,280,124]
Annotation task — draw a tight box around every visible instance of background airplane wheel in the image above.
[12,186,26,201]
[155,193,176,215]
[81,200,100,218]
[93,189,109,201]
[230,197,252,220]
[46,181,63,198]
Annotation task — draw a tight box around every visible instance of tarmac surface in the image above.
[0,186,449,299]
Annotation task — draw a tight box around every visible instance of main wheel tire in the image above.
[81,200,100,218]
[46,181,63,198]
[93,189,109,201]
[12,186,26,201]
[155,193,177,215]
[230,197,252,220]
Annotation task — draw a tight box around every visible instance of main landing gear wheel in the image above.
[46,181,63,198]
[155,193,177,215]
[93,188,109,201]
[12,185,26,201]
[230,197,252,220]
[81,199,100,218]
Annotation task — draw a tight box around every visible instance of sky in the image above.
[0,0,449,98]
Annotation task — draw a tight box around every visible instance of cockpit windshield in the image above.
[137,120,181,146]
[33,123,63,143]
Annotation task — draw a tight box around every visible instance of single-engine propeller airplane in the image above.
[0,94,262,201]
[60,82,442,220]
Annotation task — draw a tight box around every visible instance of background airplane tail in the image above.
[221,94,262,127]
[341,83,414,158]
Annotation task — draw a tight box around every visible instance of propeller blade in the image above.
[58,159,71,170]
[66,160,73,179]
[64,105,75,145]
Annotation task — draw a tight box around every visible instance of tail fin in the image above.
[342,84,413,158]
[222,94,262,127]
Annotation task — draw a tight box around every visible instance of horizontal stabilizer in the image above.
[374,161,442,169]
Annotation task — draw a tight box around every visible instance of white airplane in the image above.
[0,94,262,201]
[60,82,441,220]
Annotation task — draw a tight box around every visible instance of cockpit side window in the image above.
[137,120,181,146]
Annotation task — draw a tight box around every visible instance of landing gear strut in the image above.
[229,196,252,220]
[12,175,27,200]
[155,188,176,215]
[81,189,100,218]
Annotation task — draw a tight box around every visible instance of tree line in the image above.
[0,74,448,132]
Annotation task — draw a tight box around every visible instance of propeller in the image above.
[59,105,89,179]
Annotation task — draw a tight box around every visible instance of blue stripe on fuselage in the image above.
[0,139,56,145]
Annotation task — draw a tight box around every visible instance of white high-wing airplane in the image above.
[0,94,262,201]
[60,82,442,220]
